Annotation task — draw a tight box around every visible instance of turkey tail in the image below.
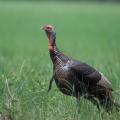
[103,90,120,113]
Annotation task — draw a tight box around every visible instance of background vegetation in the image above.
[0,0,120,2]
[0,1,120,120]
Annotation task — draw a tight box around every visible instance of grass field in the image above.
[0,1,120,120]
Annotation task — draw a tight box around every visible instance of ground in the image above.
[0,1,120,120]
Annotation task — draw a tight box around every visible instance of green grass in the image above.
[0,1,120,120]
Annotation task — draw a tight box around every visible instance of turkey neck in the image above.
[46,30,69,66]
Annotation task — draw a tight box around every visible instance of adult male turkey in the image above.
[42,24,119,115]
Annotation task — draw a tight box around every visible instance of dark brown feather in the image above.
[48,48,120,112]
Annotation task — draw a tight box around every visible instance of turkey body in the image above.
[50,48,113,112]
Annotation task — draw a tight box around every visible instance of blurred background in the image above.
[0,0,120,120]
[0,0,120,1]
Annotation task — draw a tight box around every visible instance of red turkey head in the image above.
[42,24,56,51]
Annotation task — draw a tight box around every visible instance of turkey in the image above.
[41,24,120,116]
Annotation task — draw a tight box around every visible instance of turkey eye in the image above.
[47,27,51,30]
